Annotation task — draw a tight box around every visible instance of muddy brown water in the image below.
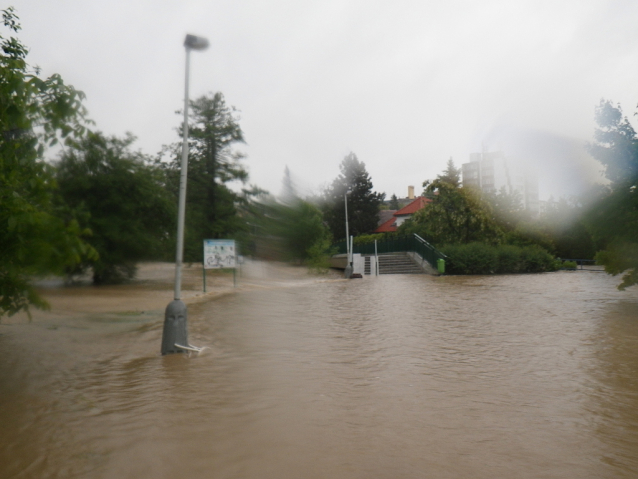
[1,264,638,478]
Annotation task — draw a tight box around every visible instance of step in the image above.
[372,253,424,275]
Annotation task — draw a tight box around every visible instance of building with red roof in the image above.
[374,196,431,233]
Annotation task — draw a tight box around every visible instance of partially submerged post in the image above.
[161,300,189,354]
[161,33,209,355]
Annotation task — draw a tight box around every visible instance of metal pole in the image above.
[375,239,378,276]
[174,47,191,301]
[162,34,208,355]
[350,235,354,265]
[343,191,353,279]
[344,192,349,258]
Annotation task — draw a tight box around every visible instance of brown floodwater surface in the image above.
[1,265,638,478]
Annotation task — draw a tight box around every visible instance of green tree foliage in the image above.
[587,100,638,289]
[322,152,385,240]
[262,198,333,267]
[56,132,175,284]
[537,196,597,259]
[440,243,558,275]
[255,169,333,269]
[589,100,638,186]
[389,193,400,210]
[438,157,461,187]
[159,92,251,262]
[1,8,94,316]
[484,186,526,231]
[401,179,503,245]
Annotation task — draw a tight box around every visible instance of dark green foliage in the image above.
[56,132,175,284]
[389,194,400,210]
[532,196,597,259]
[495,245,523,273]
[595,243,638,290]
[254,169,333,269]
[504,222,556,253]
[261,197,333,266]
[586,100,638,289]
[484,186,528,231]
[441,243,557,275]
[322,153,385,240]
[1,8,94,316]
[353,232,398,245]
[401,179,503,245]
[158,92,252,262]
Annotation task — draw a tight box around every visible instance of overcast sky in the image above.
[10,0,638,200]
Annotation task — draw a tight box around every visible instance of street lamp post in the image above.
[344,190,353,278]
[161,34,209,355]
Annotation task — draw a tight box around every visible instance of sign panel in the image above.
[203,239,237,269]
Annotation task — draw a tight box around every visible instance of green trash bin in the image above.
[437,258,445,274]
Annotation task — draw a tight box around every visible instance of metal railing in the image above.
[333,234,446,269]
[559,259,605,271]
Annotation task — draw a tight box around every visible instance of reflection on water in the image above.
[1,270,638,478]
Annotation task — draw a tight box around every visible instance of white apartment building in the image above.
[461,150,539,216]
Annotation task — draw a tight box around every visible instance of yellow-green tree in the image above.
[0,8,94,316]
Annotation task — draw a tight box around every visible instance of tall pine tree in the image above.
[159,92,251,261]
[323,153,385,240]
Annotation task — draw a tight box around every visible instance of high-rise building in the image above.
[461,149,539,216]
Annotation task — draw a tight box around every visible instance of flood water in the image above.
[1,267,638,478]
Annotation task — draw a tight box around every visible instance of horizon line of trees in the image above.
[2,7,637,318]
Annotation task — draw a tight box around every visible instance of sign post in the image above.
[203,239,238,291]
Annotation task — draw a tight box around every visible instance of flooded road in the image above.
[1,266,638,478]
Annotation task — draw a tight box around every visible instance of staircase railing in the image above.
[333,234,446,269]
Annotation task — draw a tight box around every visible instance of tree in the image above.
[1,8,94,316]
[389,194,400,210]
[158,92,251,262]
[438,157,461,187]
[587,100,638,289]
[588,100,638,186]
[536,195,596,260]
[485,186,527,231]
[261,198,333,267]
[56,132,175,284]
[322,152,385,240]
[401,179,503,245]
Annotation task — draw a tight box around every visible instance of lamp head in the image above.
[184,34,209,50]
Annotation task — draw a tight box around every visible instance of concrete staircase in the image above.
[376,253,424,274]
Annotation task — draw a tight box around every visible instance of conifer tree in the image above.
[323,153,385,240]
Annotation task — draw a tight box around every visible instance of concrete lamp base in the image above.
[161,300,189,355]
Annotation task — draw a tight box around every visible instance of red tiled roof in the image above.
[377,209,397,226]
[374,216,398,233]
[373,196,430,233]
[394,196,431,216]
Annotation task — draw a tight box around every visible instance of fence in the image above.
[333,234,446,269]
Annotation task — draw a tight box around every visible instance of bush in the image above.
[353,233,398,245]
[560,260,578,270]
[495,245,522,274]
[441,242,558,275]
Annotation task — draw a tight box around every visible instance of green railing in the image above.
[333,234,446,269]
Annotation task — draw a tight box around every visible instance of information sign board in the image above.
[203,239,237,269]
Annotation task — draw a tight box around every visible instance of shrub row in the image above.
[440,243,559,275]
